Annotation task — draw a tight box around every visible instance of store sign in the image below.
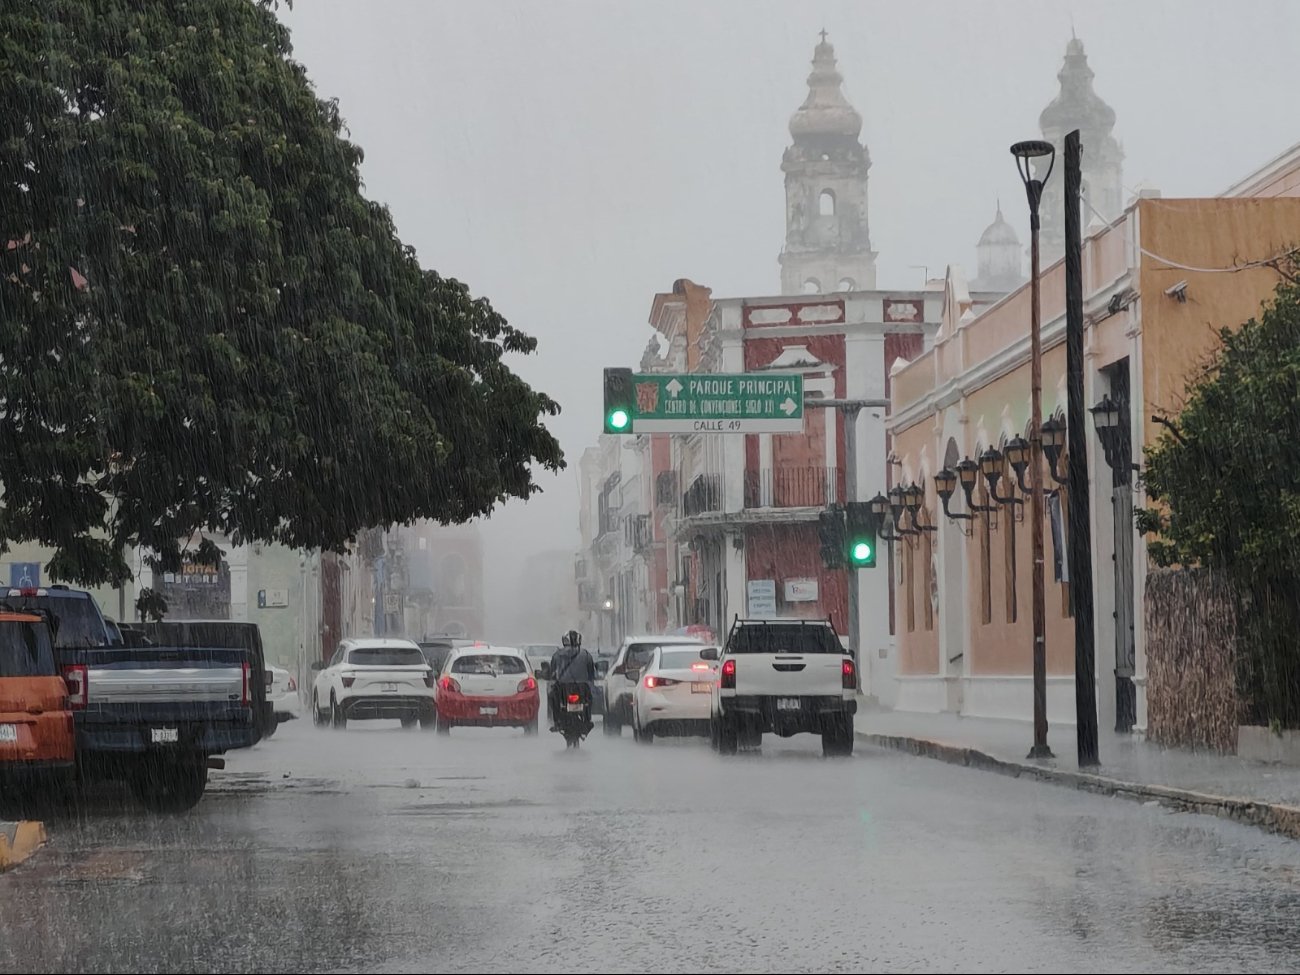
[784,578,819,602]
[747,579,777,618]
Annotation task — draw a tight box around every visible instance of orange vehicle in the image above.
[0,611,74,790]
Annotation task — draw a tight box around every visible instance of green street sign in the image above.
[629,373,804,434]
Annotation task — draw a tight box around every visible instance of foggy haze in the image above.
[279,0,1299,641]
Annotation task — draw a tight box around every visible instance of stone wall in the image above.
[1145,566,1240,752]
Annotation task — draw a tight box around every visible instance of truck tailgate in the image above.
[733,653,845,697]
[65,647,247,705]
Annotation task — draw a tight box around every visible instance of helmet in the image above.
[563,629,582,649]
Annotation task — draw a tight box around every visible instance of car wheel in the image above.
[400,716,418,729]
[637,721,654,745]
[133,762,208,814]
[436,713,452,735]
[261,716,278,740]
[524,716,539,735]
[330,694,347,729]
[603,714,621,736]
[312,693,326,727]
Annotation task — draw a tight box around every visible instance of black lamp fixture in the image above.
[1010,140,1056,228]
[870,492,901,543]
[934,467,975,533]
[955,457,996,513]
[1004,435,1032,492]
[980,445,1020,507]
[1041,416,1068,485]
[903,482,937,533]
[1090,394,1127,472]
[888,485,917,537]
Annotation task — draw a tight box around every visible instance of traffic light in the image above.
[603,367,633,434]
[817,505,845,569]
[845,501,877,568]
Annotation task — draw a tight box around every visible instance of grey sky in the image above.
[279,0,1298,638]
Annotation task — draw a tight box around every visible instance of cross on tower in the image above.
[819,28,829,43]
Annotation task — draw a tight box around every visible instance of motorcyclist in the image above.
[548,629,596,733]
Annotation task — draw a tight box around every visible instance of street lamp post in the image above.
[1011,139,1056,760]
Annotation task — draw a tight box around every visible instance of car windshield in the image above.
[4,595,109,648]
[0,621,56,677]
[347,647,426,667]
[727,624,841,654]
[658,649,710,671]
[451,654,526,675]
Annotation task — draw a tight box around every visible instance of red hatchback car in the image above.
[0,611,75,795]
[435,647,539,735]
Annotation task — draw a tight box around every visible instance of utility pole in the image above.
[1064,129,1100,767]
[805,397,889,660]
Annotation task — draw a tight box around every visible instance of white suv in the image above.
[600,634,706,736]
[707,619,857,756]
[311,637,436,729]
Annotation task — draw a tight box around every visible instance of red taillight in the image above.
[720,658,736,689]
[644,675,680,689]
[566,692,580,705]
[842,658,856,690]
[62,664,88,710]
[19,587,38,597]
[287,675,297,692]
[518,676,537,693]
[440,675,461,694]
[341,675,355,689]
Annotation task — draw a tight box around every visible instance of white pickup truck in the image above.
[706,618,857,757]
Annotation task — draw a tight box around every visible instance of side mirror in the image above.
[536,662,552,680]
[595,660,610,678]
[310,660,324,671]
[625,668,641,682]
[700,647,719,661]
[612,663,626,676]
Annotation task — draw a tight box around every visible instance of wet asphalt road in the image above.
[4,715,1300,974]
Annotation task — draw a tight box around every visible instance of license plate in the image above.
[0,724,17,743]
[776,698,801,711]
[382,682,398,693]
[566,702,583,712]
[479,706,498,716]
[151,727,179,744]
[692,682,711,694]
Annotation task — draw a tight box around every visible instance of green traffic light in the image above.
[608,408,630,431]
[850,540,872,563]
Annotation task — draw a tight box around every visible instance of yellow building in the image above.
[886,146,1300,733]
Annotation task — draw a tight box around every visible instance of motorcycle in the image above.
[552,681,593,748]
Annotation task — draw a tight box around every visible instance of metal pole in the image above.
[1064,129,1099,766]
[844,407,860,660]
[1028,192,1052,760]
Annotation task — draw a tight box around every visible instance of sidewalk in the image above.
[859,708,1300,837]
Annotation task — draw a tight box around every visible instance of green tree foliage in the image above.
[1141,268,1300,724]
[0,0,562,587]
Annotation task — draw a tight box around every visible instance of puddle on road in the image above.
[395,798,539,817]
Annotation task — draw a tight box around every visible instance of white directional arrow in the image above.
[666,378,684,398]
[780,397,798,416]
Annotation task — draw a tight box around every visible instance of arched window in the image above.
[819,190,836,216]
[836,278,855,292]
[802,278,822,295]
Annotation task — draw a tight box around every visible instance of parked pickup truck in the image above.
[707,617,858,757]
[3,586,259,811]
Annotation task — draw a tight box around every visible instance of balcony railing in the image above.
[744,466,840,509]
[682,474,722,517]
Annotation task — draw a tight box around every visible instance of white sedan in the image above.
[631,645,720,743]
[311,637,437,729]
[269,665,302,721]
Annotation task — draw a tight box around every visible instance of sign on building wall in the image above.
[747,579,777,618]
[784,578,819,602]
[257,588,289,609]
[883,298,924,323]
[8,563,40,589]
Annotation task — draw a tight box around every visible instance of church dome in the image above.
[788,33,863,141]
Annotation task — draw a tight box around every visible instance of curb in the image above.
[0,820,46,872]
[860,731,1300,840]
